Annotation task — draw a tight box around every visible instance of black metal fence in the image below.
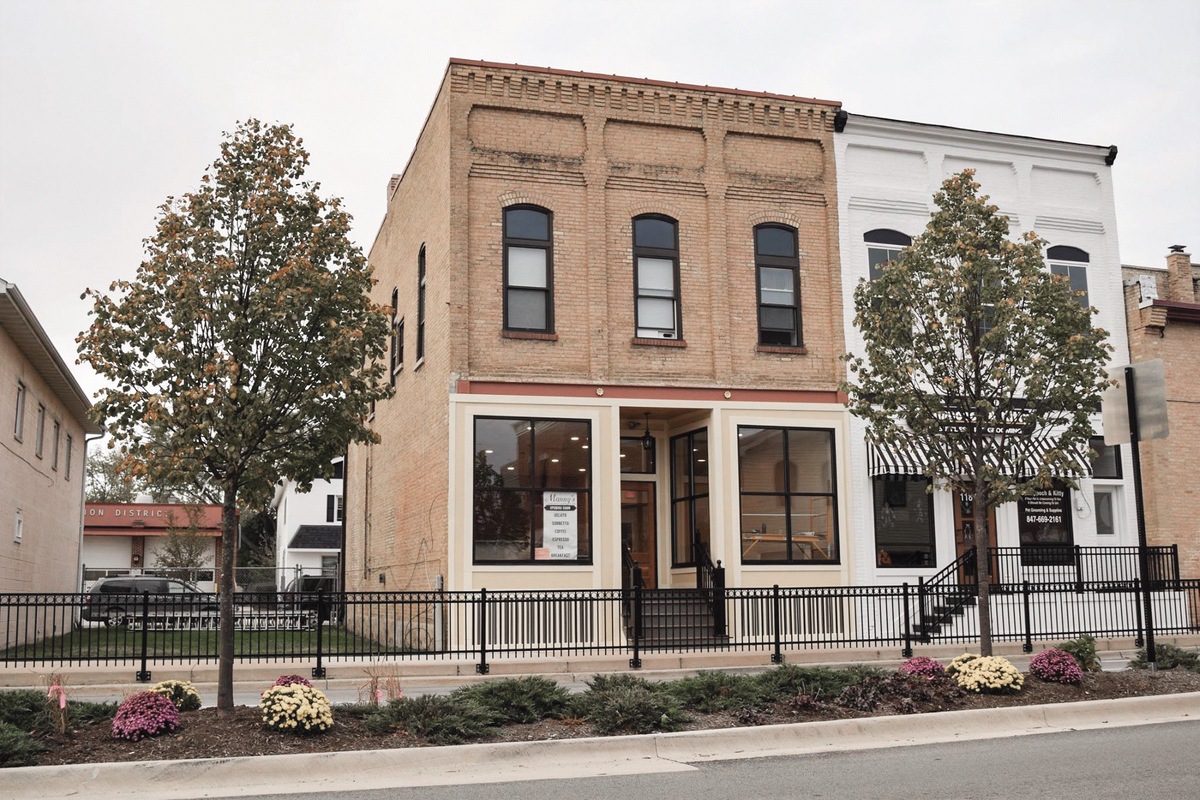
[3,578,1198,681]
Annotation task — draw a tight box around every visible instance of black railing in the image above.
[3,578,1197,680]
[691,539,727,637]
[990,545,1179,589]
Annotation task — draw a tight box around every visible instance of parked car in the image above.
[82,576,217,626]
[281,575,343,623]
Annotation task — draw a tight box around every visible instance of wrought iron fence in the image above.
[3,578,1197,681]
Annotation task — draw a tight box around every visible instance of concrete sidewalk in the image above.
[5,692,1198,800]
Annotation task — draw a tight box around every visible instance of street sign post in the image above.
[1100,360,1169,668]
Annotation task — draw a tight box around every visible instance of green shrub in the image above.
[150,680,202,712]
[1057,634,1100,672]
[67,701,118,727]
[451,677,570,724]
[666,671,765,712]
[372,695,496,745]
[0,690,49,733]
[0,721,43,768]
[1130,643,1200,671]
[837,672,963,713]
[753,665,883,703]
[575,675,688,735]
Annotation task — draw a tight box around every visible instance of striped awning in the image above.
[866,438,1088,480]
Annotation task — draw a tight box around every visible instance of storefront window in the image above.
[670,429,709,566]
[1017,479,1074,565]
[473,417,591,563]
[738,427,838,564]
[873,477,935,567]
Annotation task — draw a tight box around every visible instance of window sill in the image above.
[631,337,687,348]
[502,330,559,342]
[756,344,808,355]
[413,358,424,372]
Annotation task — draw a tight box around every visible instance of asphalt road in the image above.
[212,719,1200,800]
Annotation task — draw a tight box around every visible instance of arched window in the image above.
[503,206,553,332]
[864,229,912,281]
[755,224,801,347]
[633,215,680,339]
[1047,245,1089,309]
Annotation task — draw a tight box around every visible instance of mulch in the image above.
[29,670,1200,767]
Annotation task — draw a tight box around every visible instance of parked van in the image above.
[82,576,216,626]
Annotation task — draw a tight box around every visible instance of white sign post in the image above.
[543,491,578,560]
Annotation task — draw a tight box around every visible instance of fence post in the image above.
[1172,544,1182,591]
[902,582,913,659]
[1073,545,1084,594]
[771,584,783,664]
[476,588,490,675]
[629,584,642,669]
[135,590,151,682]
[917,577,928,644]
[1021,580,1034,653]
[311,588,326,679]
[712,561,727,637]
[1133,578,1144,648]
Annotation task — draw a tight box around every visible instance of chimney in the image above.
[1166,245,1195,302]
[387,174,402,200]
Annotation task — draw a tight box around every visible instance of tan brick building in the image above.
[1123,247,1200,577]
[346,60,848,593]
[1,279,102,594]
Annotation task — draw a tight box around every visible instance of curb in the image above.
[5,692,1198,800]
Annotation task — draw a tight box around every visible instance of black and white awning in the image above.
[866,438,1088,480]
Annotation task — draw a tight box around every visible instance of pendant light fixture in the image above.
[641,412,653,451]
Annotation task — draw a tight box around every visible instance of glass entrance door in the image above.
[621,481,657,589]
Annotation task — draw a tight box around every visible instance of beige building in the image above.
[347,60,848,594]
[1,279,102,593]
[1123,246,1200,577]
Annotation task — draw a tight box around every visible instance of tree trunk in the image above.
[973,482,993,656]
[217,482,238,713]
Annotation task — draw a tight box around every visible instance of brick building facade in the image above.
[346,60,849,593]
[1123,247,1200,577]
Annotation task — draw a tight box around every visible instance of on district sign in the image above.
[541,491,578,560]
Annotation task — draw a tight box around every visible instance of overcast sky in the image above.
[2,0,1197,401]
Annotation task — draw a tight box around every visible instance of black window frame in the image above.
[416,245,426,363]
[670,428,710,567]
[503,205,555,333]
[736,425,840,565]
[872,476,936,568]
[35,403,45,459]
[632,214,682,340]
[473,416,593,565]
[388,288,401,385]
[1089,436,1122,479]
[755,223,802,347]
[13,380,25,441]
[619,435,657,475]
[1047,245,1090,310]
[864,229,912,282]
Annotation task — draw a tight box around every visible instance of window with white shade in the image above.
[504,206,554,332]
[633,216,680,339]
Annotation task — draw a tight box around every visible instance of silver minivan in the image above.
[82,576,217,626]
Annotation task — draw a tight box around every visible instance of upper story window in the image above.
[51,420,60,471]
[416,245,426,363]
[35,403,46,459]
[865,229,912,281]
[326,494,344,523]
[13,381,25,441]
[65,434,73,480]
[389,288,401,385]
[503,206,554,332]
[755,224,801,347]
[633,215,680,340]
[1047,245,1089,309]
